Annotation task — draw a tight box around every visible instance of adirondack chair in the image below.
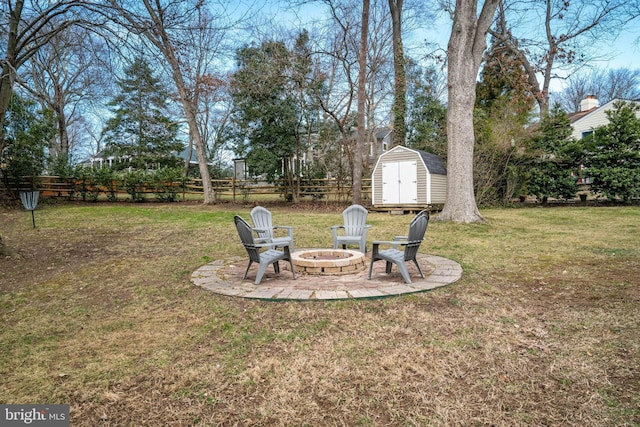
[368,211,429,284]
[331,204,371,253]
[234,215,296,285]
[390,210,429,249]
[250,206,294,252]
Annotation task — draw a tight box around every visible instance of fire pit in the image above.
[291,249,366,275]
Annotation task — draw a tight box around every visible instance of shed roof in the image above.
[376,145,447,176]
[417,149,447,175]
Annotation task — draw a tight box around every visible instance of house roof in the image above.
[78,145,204,166]
[567,106,598,124]
[568,98,640,124]
[569,98,640,140]
[375,127,393,140]
[177,147,199,164]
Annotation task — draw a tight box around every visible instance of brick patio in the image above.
[191,251,462,301]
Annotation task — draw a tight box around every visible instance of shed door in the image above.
[382,161,417,204]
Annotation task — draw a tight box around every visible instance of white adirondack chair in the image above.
[331,204,371,253]
[250,206,295,252]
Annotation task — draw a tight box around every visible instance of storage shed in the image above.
[371,146,447,207]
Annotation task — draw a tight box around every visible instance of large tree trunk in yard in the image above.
[181,97,216,204]
[0,0,23,152]
[389,0,406,147]
[0,64,16,152]
[353,0,370,206]
[437,0,499,223]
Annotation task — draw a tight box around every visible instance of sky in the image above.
[256,1,640,95]
[603,30,640,70]
[416,13,640,94]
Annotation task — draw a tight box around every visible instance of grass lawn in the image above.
[1,201,639,426]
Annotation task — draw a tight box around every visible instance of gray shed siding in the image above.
[372,146,446,206]
[429,174,447,204]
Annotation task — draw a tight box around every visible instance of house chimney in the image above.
[580,95,599,112]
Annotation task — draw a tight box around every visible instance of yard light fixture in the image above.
[19,190,40,228]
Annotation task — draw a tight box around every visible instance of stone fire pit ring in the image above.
[290,248,366,275]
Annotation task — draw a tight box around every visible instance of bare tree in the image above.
[179,6,230,178]
[354,0,370,205]
[313,0,360,191]
[554,67,640,112]
[19,24,106,165]
[97,0,239,204]
[192,73,233,177]
[0,0,84,153]
[311,0,395,201]
[437,0,499,223]
[362,1,393,174]
[493,0,640,117]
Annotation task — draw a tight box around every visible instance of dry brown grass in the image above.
[1,201,639,426]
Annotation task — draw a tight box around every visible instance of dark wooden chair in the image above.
[368,211,429,284]
[234,215,296,285]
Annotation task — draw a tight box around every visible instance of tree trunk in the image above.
[54,83,70,161]
[389,0,406,147]
[0,64,16,153]
[0,0,24,152]
[438,0,499,223]
[180,90,216,204]
[353,0,370,205]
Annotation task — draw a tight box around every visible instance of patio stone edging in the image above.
[191,253,462,301]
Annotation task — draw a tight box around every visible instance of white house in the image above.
[567,96,640,185]
[81,146,204,170]
[569,96,640,140]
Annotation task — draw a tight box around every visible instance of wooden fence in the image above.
[8,176,373,203]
